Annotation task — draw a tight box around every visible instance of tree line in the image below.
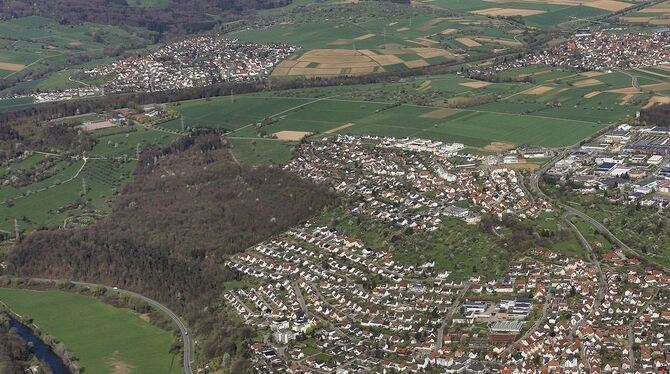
[638,103,670,127]
[0,0,290,38]
[0,317,33,374]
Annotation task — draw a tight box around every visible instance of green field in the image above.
[163,90,609,150]
[0,16,148,89]
[0,97,35,112]
[0,288,176,374]
[229,138,296,165]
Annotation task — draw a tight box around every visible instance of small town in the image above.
[468,30,670,78]
[285,135,553,232]
[223,222,670,373]
[85,36,296,93]
[3,1,670,373]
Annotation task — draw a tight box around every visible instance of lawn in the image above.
[229,138,296,165]
[0,288,176,374]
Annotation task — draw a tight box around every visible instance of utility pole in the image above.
[136,143,141,159]
[81,177,87,195]
[231,89,234,103]
[383,27,387,43]
[181,116,185,132]
[14,218,19,241]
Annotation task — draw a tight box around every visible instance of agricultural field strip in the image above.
[1,51,65,79]
[246,95,601,125]
[501,67,668,100]
[228,94,343,134]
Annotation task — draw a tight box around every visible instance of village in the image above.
[467,29,670,78]
[85,36,296,93]
[284,135,553,232]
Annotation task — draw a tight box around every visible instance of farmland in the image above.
[0,96,34,112]
[156,67,664,151]
[161,93,605,148]
[229,2,528,77]
[0,127,176,233]
[413,0,634,27]
[0,288,176,374]
[620,0,670,26]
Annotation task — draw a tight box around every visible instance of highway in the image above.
[32,279,194,374]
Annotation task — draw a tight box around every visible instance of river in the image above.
[8,317,71,374]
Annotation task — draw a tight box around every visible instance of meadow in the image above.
[228,138,297,165]
[0,288,176,374]
[0,96,35,112]
[0,127,176,233]
[160,79,613,151]
[0,16,147,82]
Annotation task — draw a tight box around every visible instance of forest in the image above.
[638,103,670,127]
[0,0,291,37]
[0,121,93,163]
[6,130,336,370]
[0,317,32,374]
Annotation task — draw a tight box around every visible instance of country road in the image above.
[529,152,670,273]
[32,279,194,374]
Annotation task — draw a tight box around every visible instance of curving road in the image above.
[529,152,670,274]
[32,279,194,374]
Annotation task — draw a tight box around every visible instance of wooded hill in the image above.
[0,0,291,37]
[638,103,670,127]
[6,130,336,370]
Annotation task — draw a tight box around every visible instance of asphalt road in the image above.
[32,279,194,374]
[530,152,670,273]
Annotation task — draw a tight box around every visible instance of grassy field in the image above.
[0,16,147,83]
[0,288,176,374]
[0,127,176,233]
[0,97,35,112]
[162,89,610,149]
[228,138,296,165]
